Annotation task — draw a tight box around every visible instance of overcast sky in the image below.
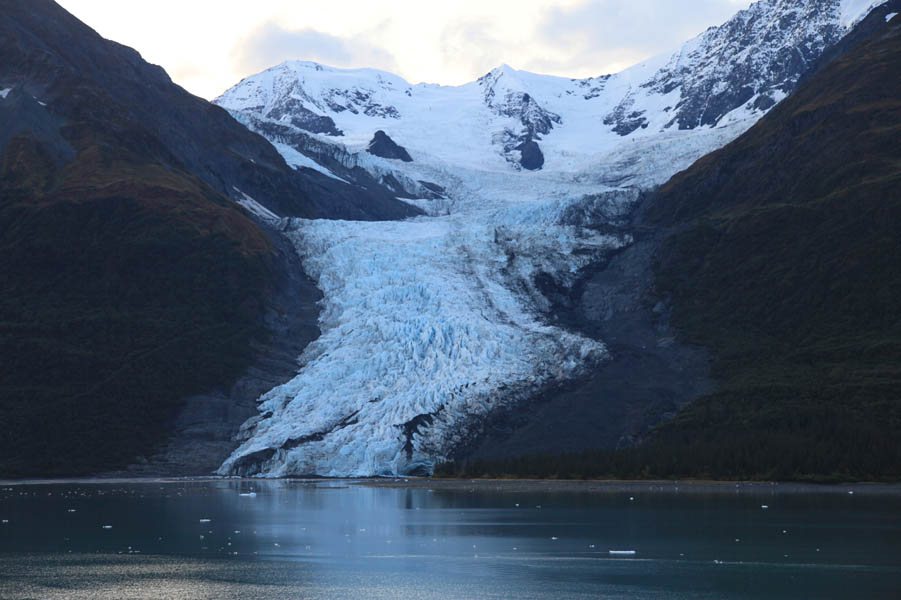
[56,0,753,100]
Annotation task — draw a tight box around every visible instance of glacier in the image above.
[215,0,887,477]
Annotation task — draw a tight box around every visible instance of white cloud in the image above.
[55,0,753,99]
[233,22,399,76]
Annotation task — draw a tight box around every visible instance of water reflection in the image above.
[0,480,899,599]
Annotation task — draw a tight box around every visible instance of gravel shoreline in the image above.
[1,477,899,496]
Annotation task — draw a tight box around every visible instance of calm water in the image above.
[0,480,898,599]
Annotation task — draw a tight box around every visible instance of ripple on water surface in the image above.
[0,480,899,599]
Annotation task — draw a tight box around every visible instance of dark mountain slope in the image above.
[0,0,416,477]
[439,6,900,482]
[0,0,420,221]
[637,7,901,480]
[0,126,271,476]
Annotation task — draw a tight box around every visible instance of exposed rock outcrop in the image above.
[367,130,413,162]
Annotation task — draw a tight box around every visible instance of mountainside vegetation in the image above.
[0,0,424,477]
[439,10,901,482]
[0,108,275,476]
[0,1,274,476]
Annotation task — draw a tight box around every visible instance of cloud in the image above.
[233,21,399,75]
[437,19,512,82]
[533,0,749,76]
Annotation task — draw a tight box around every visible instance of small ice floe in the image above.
[102,525,112,529]
[848,490,854,495]
[629,497,635,501]
[609,550,637,556]
[1,520,8,524]
[67,509,76,513]
[551,537,559,540]
[239,492,257,497]
[761,505,769,509]
[199,518,212,523]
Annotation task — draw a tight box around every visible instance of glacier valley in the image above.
[214,0,886,477]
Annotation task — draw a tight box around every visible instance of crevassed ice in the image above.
[219,194,630,477]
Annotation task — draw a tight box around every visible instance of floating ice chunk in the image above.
[761,505,769,509]
[239,492,257,497]
[102,525,112,529]
[609,550,637,556]
[1,520,7,524]
[199,518,212,523]
[67,509,76,513]
[551,536,559,540]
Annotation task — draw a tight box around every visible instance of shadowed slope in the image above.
[640,8,901,479]
[0,0,417,476]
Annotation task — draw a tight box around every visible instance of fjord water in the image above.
[0,481,898,599]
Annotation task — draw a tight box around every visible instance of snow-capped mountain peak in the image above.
[217,0,883,176]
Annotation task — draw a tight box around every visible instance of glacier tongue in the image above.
[219,198,630,477]
[216,0,885,477]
